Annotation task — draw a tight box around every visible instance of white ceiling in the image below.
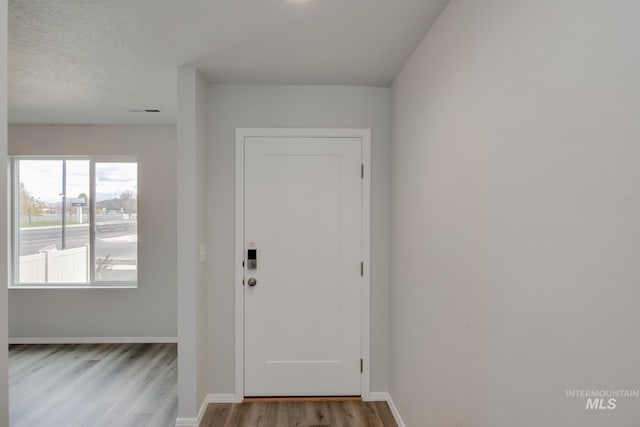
[9,0,449,124]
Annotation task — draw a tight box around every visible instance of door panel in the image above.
[244,137,362,396]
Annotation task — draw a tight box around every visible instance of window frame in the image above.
[9,155,138,289]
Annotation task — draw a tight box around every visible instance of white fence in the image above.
[19,245,90,283]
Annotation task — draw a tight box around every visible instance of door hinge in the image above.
[361,164,364,179]
[360,262,364,276]
[360,358,363,373]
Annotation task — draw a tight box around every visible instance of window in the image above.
[12,158,138,286]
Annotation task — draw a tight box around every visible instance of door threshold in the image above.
[243,396,362,403]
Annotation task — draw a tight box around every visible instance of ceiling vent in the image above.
[128,108,162,113]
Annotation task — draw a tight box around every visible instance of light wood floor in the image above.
[201,401,399,427]
[9,343,177,427]
[10,343,397,427]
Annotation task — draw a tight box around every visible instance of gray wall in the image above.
[8,125,177,339]
[390,0,640,426]
[176,68,209,420]
[206,85,390,393]
[0,0,8,421]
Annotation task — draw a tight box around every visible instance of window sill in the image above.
[9,284,138,290]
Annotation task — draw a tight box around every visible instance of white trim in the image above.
[174,394,238,427]
[234,128,372,400]
[175,392,405,427]
[194,395,209,426]
[360,129,371,400]
[9,337,177,345]
[386,394,407,427]
[174,418,198,427]
[10,155,137,161]
[9,285,137,290]
[364,392,407,427]
[367,392,390,401]
[236,128,371,139]
[234,134,245,403]
[206,393,238,403]
[9,156,138,287]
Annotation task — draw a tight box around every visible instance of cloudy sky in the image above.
[19,160,137,204]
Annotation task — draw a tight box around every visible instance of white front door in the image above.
[243,136,362,396]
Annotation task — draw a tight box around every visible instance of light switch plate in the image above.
[199,243,207,263]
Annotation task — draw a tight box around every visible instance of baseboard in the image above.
[177,392,399,427]
[365,392,406,427]
[9,336,178,345]
[368,392,390,401]
[174,417,198,427]
[206,393,238,403]
[174,394,238,427]
[194,396,209,425]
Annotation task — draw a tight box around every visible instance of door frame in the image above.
[234,128,371,402]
